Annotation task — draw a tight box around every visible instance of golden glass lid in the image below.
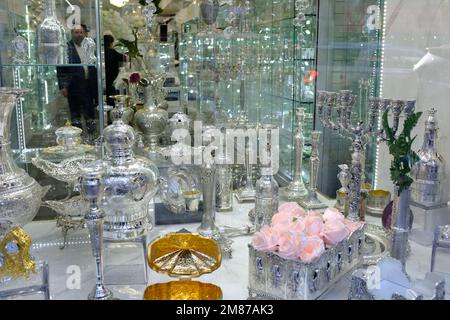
[143,281,222,300]
[148,233,222,278]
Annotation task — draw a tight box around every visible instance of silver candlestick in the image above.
[280,108,308,201]
[299,131,327,210]
[80,161,114,300]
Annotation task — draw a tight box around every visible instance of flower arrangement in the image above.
[102,4,150,67]
[251,203,363,263]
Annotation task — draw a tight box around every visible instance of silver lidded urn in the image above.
[0,88,50,235]
[101,103,159,240]
[37,0,67,65]
[411,108,447,207]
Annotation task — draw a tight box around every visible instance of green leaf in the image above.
[384,110,422,196]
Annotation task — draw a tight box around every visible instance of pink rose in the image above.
[299,236,325,263]
[277,233,306,260]
[272,211,295,228]
[322,220,350,247]
[323,208,345,223]
[304,215,324,237]
[307,211,323,218]
[289,218,306,235]
[252,226,280,252]
[278,202,306,217]
[344,220,363,235]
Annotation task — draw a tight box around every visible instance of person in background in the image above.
[57,24,98,137]
[104,34,126,107]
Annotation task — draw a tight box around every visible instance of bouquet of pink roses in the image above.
[251,203,363,263]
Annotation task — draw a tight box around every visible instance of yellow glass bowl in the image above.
[148,233,222,278]
[143,281,222,300]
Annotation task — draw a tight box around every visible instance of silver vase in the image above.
[390,187,413,269]
[134,87,168,154]
[215,153,233,212]
[198,160,219,237]
[0,88,50,236]
[37,0,67,65]
[280,108,308,201]
[197,159,233,258]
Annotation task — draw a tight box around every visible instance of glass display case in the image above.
[0,0,104,217]
[179,0,319,182]
[178,0,383,194]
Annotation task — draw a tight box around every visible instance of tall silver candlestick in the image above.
[280,108,308,201]
[299,131,327,210]
[80,161,114,300]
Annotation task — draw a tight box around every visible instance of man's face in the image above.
[72,26,86,45]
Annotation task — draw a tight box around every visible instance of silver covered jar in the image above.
[411,109,447,207]
[0,88,49,235]
[55,121,82,151]
[101,106,159,240]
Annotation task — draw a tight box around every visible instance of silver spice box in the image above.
[248,226,365,300]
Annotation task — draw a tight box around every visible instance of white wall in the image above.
[377,0,450,198]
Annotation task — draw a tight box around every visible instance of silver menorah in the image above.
[317,90,416,223]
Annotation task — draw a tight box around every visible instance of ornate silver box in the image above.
[248,226,365,300]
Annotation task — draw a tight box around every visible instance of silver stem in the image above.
[347,134,364,222]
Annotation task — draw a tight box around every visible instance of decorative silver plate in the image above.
[361,224,391,266]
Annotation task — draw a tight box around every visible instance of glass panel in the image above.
[316,0,384,197]
[0,0,104,220]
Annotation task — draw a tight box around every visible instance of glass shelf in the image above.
[1,64,97,68]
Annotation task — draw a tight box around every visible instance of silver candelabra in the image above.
[317,89,416,223]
